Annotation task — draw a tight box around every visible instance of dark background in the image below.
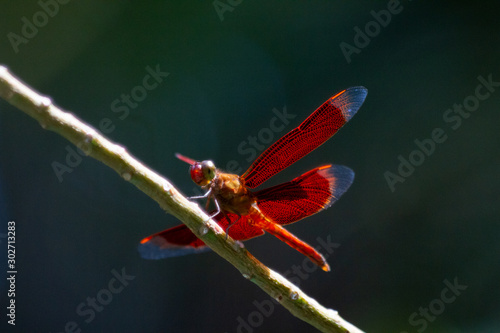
[1,1,499,332]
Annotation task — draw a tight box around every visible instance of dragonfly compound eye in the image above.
[201,160,216,181]
[189,163,206,185]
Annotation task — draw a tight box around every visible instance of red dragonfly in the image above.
[139,87,367,271]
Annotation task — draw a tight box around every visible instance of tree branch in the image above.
[0,65,364,333]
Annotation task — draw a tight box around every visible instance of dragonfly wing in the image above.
[242,86,367,188]
[138,224,209,259]
[255,165,354,225]
[138,212,264,260]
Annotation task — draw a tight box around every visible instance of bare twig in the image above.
[0,65,364,333]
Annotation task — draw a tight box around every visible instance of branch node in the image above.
[84,132,95,143]
[38,96,52,110]
[122,171,132,181]
[233,240,244,251]
[162,182,172,192]
[199,225,209,235]
[112,143,127,156]
[327,309,339,317]
[76,133,94,156]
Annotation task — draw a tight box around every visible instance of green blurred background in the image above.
[1,1,499,332]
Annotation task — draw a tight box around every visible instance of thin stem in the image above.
[0,66,364,333]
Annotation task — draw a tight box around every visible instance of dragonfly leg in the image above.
[222,211,241,240]
[205,195,211,211]
[189,189,218,222]
[189,187,212,200]
[207,196,221,220]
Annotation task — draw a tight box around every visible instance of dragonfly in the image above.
[139,86,367,271]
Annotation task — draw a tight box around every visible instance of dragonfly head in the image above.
[189,160,216,186]
[176,153,216,186]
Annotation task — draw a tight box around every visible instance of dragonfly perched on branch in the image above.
[139,86,368,271]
